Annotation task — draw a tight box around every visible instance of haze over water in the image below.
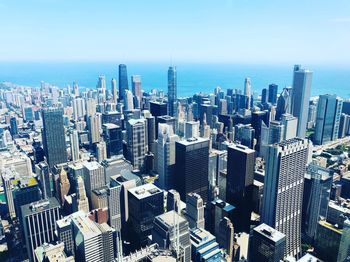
[1,62,349,99]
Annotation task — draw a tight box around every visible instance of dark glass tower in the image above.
[276,87,291,120]
[175,137,209,202]
[268,84,278,104]
[10,116,18,136]
[42,108,67,168]
[118,64,129,101]
[167,66,177,116]
[226,144,255,232]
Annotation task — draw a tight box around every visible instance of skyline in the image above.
[0,0,349,65]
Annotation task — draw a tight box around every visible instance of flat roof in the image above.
[253,223,286,242]
[177,136,209,146]
[128,183,162,200]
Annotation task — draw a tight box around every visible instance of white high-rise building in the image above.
[82,161,105,200]
[96,141,107,162]
[88,113,101,144]
[185,121,200,139]
[244,77,251,109]
[186,193,205,229]
[126,118,147,170]
[261,138,308,258]
[124,89,134,111]
[69,130,80,162]
[281,113,298,140]
[86,98,97,117]
[76,176,89,214]
[73,97,86,121]
[157,123,179,190]
[131,75,142,109]
[111,78,118,103]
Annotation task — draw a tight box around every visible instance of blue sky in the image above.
[0,0,349,64]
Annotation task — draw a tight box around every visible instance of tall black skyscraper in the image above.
[42,108,67,168]
[167,66,177,116]
[268,84,278,104]
[118,64,129,101]
[226,144,255,232]
[175,137,209,202]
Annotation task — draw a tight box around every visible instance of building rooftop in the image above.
[228,143,255,154]
[102,123,120,129]
[253,223,286,242]
[155,210,187,228]
[21,197,60,217]
[72,214,101,238]
[128,183,163,200]
[83,161,102,171]
[318,220,343,235]
[177,136,209,146]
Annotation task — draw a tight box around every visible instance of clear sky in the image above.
[0,0,349,65]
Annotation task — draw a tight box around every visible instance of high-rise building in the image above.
[156,123,179,190]
[111,78,118,103]
[234,124,255,149]
[131,75,142,109]
[175,137,209,202]
[302,163,332,242]
[338,113,350,138]
[261,138,309,258]
[107,181,122,231]
[185,121,200,139]
[126,118,147,170]
[261,88,268,104]
[124,89,134,111]
[217,217,234,262]
[128,183,164,246]
[314,219,350,262]
[34,242,74,262]
[190,228,222,262]
[226,143,255,232]
[102,123,122,157]
[58,167,70,205]
[291,65,313,138]
[21,198,61,261]
[82,161,105,200]
[314,94,343,145]
[186,193,205,229]
[88,113,102,145]
[9,116,18,136]
[150,101,168,117]
[35,161,52,199]
[42,108,67,168]
[268,84,278,104]
[69,130,80,162]
[248,223,286,262]
[118,64,128,101]
[76,176,89,213]
[280,113,298,140]
[276,87,292,120]
[72,213,115,262]
[73,97,86,121]
[152,210,191,262]
[167,189,181,212]
[96,141,107,162]
[244,77,251,109]
[2,168,41,219]
[168,66,177,116]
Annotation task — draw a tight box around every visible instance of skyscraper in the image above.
[76,176,89,213]
[111,78,118,103]
[152,210,191,262]
[42,108,67,168]
[131,75,142,109]
[280,113,298,140]
[35,161,52,199]
[175,137,209,202]
[82,161,105,200]
[217,217,234,261]
[244,77,251,109]
[21,198,61,261]
[302,163,332,242]
[314,94,343,145]
[186,193,205,229]
[58,167,70,205]
[168,66,177,116]
[291,65,313,138]
[73,97,86,121]
[248,223,286,262]
[226,143,255,232]
[69,130,80,162]
[124,89,134,111]
[276,87,291,120]
[102,123,122,157]
[118,64,128,101]
[156,123,179,190]
[261,138,309,258]
[126,118,147,170]
[268,83,278,104]
[87,113,101,145]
